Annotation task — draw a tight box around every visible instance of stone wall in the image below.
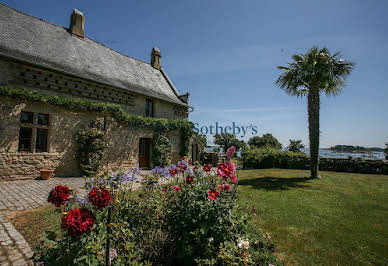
[0,57,188,120]
[0,153,61,181]
[0,98,183,180]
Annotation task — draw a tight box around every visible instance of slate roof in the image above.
[0,3,187,106]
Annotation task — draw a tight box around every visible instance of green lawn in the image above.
[237,169,388,266]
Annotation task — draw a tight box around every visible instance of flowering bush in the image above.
[48,185,71,207]
[35,158,280,265]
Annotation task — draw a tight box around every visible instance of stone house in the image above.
[0,4,202,180]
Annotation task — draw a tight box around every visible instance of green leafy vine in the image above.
[0,86,193,157]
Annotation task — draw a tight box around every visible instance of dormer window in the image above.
[145,99,154,117]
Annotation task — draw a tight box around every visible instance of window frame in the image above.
[20,111,34,124]
[35,128,49,152]
[18,111,50,153]
[145,99,154,117]
[37,113,50,126]
[18,127,33,152]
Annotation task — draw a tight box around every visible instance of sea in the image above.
[204,147,386,161]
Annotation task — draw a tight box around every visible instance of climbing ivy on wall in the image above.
[75,121,107,176]
[151,133,172,167]
[0,86,193,157]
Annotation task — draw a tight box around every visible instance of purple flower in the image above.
[75,195,88,206]
[121,171,137,183]
[169,164,177,170]
[152,166,170,178]
[185,168,194,176]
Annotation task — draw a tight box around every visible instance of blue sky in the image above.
[3,0,387,148]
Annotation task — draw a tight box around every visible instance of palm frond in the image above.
[275,46,355,98]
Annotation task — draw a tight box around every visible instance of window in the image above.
[18,127,32,151]
[21,111,34,124]
[145,99,153,117]
[36,128,48,152]
[18,111,50,152]
[38,113,49,126]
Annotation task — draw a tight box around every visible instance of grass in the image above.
[7,169,388,265]
[237,169,388,265]
[6,205,61,248]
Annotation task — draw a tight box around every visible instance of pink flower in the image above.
[208,189,219,201]
[173,186,181,191]
[223,184,232,191]
[226,146,236,159]
[218,183,232,191]
[228,161,235,171]
[217,162,237,183]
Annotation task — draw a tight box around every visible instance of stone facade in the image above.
[0,57,188,120]
[0,5,192,181]
[0,97,183,180]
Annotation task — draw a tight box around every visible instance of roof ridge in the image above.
[0,2,151,66]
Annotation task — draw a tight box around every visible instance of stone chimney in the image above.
[151,47,161,70]
[70,9,85,38]
[179,93,190,104]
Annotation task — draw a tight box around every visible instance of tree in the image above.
[287,139,305,153]
[384,143,388,160]
[196,134,207,147]
[276,46,354,178]
[214,133,245,153]
[248,134,282,150]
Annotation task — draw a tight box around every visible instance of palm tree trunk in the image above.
[308,89,320,178]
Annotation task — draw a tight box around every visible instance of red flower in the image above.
[48,185,70,207]
[88,187,111,208]
[203,164,212,172]
[186,175,195,185]
[62,208,94,236]
[179,166,187,173]
[173,186,181,191]
[208,189,219,201]
[218,183,232,191]
[170,168,178,176]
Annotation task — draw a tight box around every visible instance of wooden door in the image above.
[139,138,151,168]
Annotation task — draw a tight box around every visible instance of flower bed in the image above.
[34,152,279,265]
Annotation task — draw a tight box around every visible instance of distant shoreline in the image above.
[322,145,384,153]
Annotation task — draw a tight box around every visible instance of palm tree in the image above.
[287,139,305,153]
[276,47,354,178]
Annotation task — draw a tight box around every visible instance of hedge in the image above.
[241,147,388,175]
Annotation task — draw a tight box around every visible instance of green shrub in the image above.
[76,122,107,176]
[152,133,171,167]
[242,146,308,169]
